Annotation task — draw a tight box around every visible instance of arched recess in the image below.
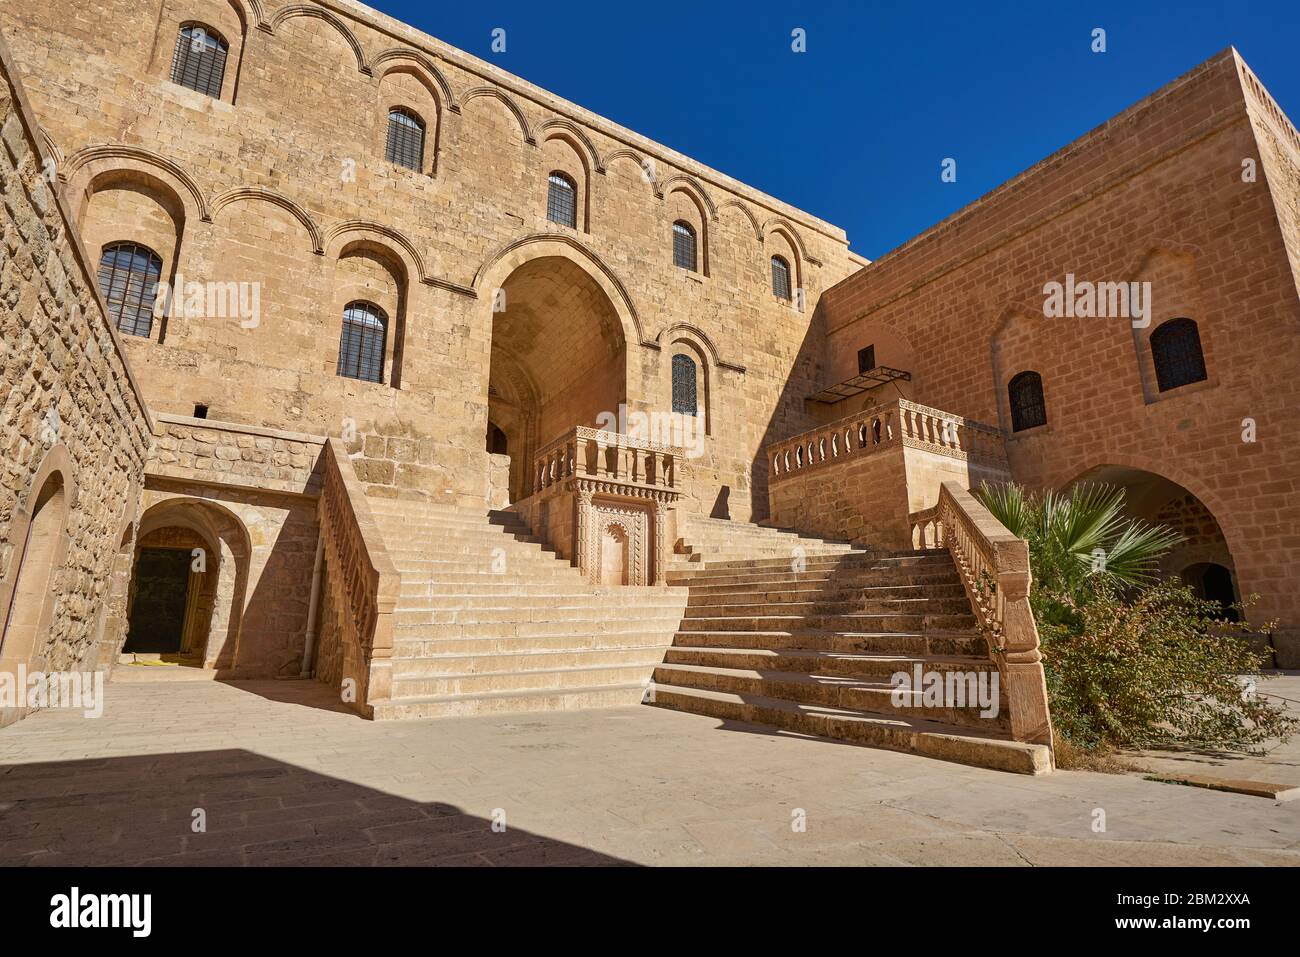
[152,0,251,103]
[655,174,717,220]
[718,199,762,242]
[765,225,804,308]
[666,186,709,276]
[126,498,252,669]
[482,252,630,500]
[542,134,590,232]
[64,146,208,224]
[537,119,605,173]
[0,447,74,674]
[210,186,324,253]
[329,239,409,388]
[473,234,647,347]
[267,4,370,73]
[75,166,188,342]
[460,87,535,144]
[1126,246,1214,404]
[990,306,1050,436]
[325,221,428,285]
[1064,462,1241,602]
[604,149,657,197]
[371,48,458,111]
[377,65,442,176]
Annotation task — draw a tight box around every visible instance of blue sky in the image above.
[365,0,1300,260]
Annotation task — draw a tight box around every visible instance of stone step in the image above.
[646,685,1049,774]
[393,629,681,656]
[393,662,657,697]
[677,597,972,616]
[397,580,683,598]
[685,583,968,605]
[397,570,589,585]
[667,568,961,588]
[397,593,688,611]
[394,605,686,626]
[394,618,686,639]
[662,645,995,678]
[692,552,948,573]
[672,629,987,657]
[371,683,650,720]
[393,644,671,678]
[651,662,1008,731]
[676,612,977,633]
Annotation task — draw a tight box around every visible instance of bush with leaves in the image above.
[974,482,1294,753]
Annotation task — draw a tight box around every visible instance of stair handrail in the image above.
[914,481,1053,747]
[316,438,399,710]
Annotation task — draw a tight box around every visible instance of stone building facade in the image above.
[810,49,1300,664]
[0,0,1295,741]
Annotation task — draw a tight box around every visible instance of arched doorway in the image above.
[123,499,251,668]
[1067,464,1239,605]
[487,255,628,502]
[1,472,69,670]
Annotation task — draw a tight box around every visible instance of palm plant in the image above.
[973,481,1183,594]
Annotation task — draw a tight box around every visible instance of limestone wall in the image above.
[0,0,860,522]
[0,31,151,724]
[817,50,1300,658]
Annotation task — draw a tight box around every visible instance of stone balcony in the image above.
[766,399,1011,551]
[513,427,684,586]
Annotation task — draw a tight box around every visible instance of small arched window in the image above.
[97,242,163,338]
[771,255,792,301]
[1008,371,1047,432]
[672,353,698,416]
[385,108,426,172]
[336,302,388,384]
[672,221,697,272]
[547,172,577,228]
[171,25,228,98]
[1151,318,1207,392]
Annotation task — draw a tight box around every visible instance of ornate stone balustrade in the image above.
[911,482,1053,747]
[765,399,1009,551]
[314,439,400,715]
[534,426,681,495]
[522,427,683,586]
[768,399,1007,484]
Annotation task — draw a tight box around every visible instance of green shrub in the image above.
[974,482,1295,753]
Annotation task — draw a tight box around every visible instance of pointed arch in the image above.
[372,48,459,111]
[210,186,323,253]
[537,119,605,173]
[654,322,745,372]
[473,233,647,347]
[63,144,210,221]
[267,4,369,74]
[763,217,812,263]
[324,220,427,285]
[718,199,762,242]
[656,173,717,220]
[460,86,535,145]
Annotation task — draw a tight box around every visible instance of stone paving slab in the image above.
[0,678,1296,866]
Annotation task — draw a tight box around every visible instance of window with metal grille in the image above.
[547,172,577,228]
[857,345,876,374]
[171,24,228,98]
[1150,318,1207,392]
[672,354,698,416]
[97,242,162,338]
[672,221,697,271]
[771,256,792,300]
[1008,371,1047,432]
[385,108,425,171]
[336,302,388,384]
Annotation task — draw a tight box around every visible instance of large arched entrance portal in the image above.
[487,255,628,502]
[1068,465,1240,615]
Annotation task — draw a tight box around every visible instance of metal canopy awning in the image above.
[807,366,912,404]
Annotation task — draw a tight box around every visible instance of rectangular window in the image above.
[857,345,876,374]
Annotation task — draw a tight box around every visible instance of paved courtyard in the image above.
[0,673,1297,866]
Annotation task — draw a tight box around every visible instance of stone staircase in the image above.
[652,524,1052,774]
[670,513,869,568]
[364,499,687,719]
